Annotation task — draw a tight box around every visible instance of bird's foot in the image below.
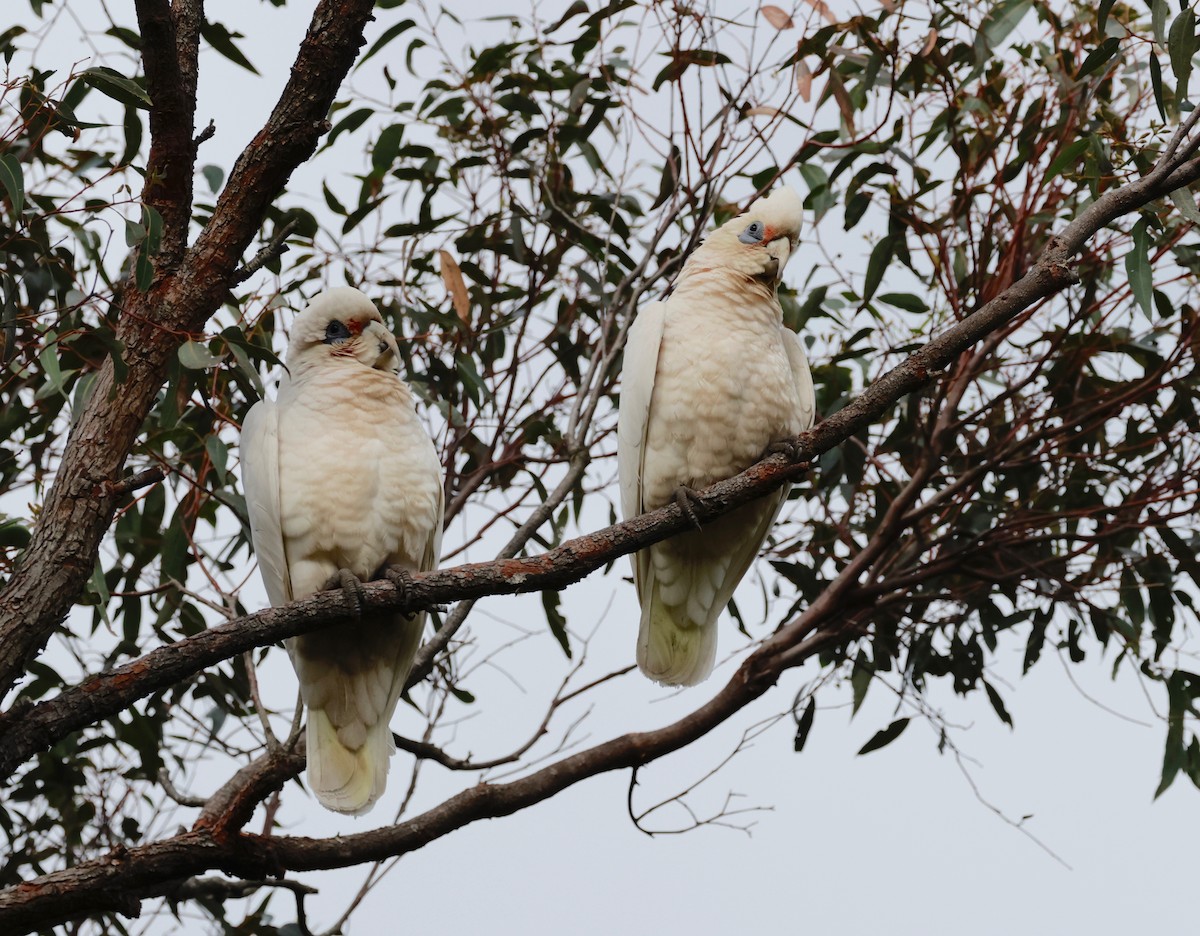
[322,568,366,617]
[382,566,415,607]
[765,437,803,462]
[674,484,707,530]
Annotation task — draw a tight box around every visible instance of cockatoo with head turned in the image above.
[617,187,816,686]
[240,286,444,814]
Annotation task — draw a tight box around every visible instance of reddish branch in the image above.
[0,234,1095,779]
[0,0,379,700]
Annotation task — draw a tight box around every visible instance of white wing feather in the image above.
[240,400,292,607]
[616,300,667,585]
[782,326,817,432]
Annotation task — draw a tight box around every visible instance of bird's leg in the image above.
[381,565,415,607]
[322,568,366,618]
[764,436,803,462]
[375,564,446,615]
[673,484,707,530]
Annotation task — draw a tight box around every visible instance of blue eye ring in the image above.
[324,319,352,343]
[739,221,765,244]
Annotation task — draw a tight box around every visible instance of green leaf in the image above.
[0,153,24,217]
[358,19,416,68]
[120,103,142,166]
[1168,6,1195,100]
[1044,138,1089,181]
[201,20,259,74]
[135,252,154,291]
[980,0,1032,49]
[541,590,572,658]
[1156,672,1188,797]
[1170,187,1200,224]
[205,435,229,486]
[142,204,163,254]
[90,559,112,628]
[652,48,732,91]
[201,164,224,194]
[1152,0,1169,46]
[326,107,374,147]
[78,66,151,109]
[0,517,31,549]
[862,235,894,304]
[371,123,404,173]
[178,340,226,370]
[1125,218,1153,320]
[1150,55,1167,121]
[1075,37,1120,80]
[793,697,816,753]
[850,655,872,715]
[983,681,1013,727]
[878,292,929,313]
[858,717,910,755]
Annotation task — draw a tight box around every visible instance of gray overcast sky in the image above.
[23,1,1200,932]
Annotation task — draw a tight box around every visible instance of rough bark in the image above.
[0,0,378,700]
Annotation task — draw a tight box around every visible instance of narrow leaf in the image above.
[0,154,23,217]
[862,235,894,304]
[980,0,1032,48]
[1075,37,1120,80]
[79,66,151,109]
[1169,7,1195,99]
[358,19,416,68]
[1044,138,1090,181]
[983,681,1013,727]
[178,340,226,370]
[200,20,260,75]
[801,0,837,24]
[858,717,910,755]
[793,698,816,752]
[796,58,812,102]
[1125,218,1153,320]
[438,250,471,327]
[1152,0,1169,46]
[761,5,794,29]
[1170,187,1200,224]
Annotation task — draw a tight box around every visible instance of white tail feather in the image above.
[636,581,719,687]
[306,708,394,816]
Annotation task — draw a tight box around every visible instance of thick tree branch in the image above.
[9,133,1200,774]
[134,0,201,270]
[0,0,377,701]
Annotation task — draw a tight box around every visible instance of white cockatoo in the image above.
[617,187,816,686]
[240,286,444,815]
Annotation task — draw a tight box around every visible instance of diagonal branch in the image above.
[11,126,1200,774]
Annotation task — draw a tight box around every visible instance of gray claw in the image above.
[323,568,366,617]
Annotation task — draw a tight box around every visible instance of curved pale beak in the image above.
[763,235,795,284]
[364,320,400,372]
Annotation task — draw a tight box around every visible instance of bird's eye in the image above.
[739,221,765,244]
[323,320,352,344]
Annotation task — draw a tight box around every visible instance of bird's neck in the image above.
[672,268,780,315]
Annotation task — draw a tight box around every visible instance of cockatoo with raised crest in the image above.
[240,286,444,814]
[617,187,815,686]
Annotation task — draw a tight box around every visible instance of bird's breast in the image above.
[275,372,442,594]
[642,294,801,510]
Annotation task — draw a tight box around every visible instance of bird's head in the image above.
[685,186,803,287]
[285,286,401,376]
